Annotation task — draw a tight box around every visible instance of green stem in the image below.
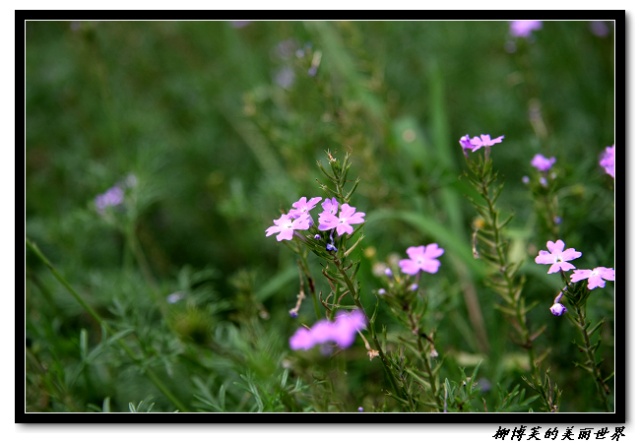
[26,238,188,412]
[298,254,322,320]
[408,312,438,409]
[478,173,537,374]
[333,258,406,404]
[574,303,610,411]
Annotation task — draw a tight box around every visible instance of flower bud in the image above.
[550,303,567,316]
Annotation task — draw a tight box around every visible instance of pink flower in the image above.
[289,310,367,351]
[534,240,582,274]
[459,134,505,153]
[600,145,615,178]
[320,197,339,216]
[265,213,311,241]
[289,196,322,218]
[510,21,543,38]
[398,244,444,276]
[531,154,556,172]
[318,203,365,236]
[570,267,615,290]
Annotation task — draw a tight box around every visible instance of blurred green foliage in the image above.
[26,20,615,413]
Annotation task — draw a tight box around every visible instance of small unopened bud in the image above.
[550,303,567,316]
[409,283,419,292]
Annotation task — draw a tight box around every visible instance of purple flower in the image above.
[289,196,322,218]
[320,197,339,217]
[265,213,311,241]
[534,240,582,274]
[289,310,367,351]
[531,154,556,172]
[95,185,124,214]
[459,134,505,153]
[318,203,365,236]
[550,303,567,316]
[590,21,609,37]
[510,21,543,38]
[570,267,615,290]
[600,145,615,178]
[398,244,444,276]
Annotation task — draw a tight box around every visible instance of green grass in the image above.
[25,20,615,413]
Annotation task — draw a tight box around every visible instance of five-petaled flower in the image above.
[570,267,615,290]
[398,244,444,276]
[534,240,582,274]
[289,196,322,218]
[599,145,615,178]
[531,154,556,172]
[459,134,505,153]
[265,213,311,241]
[289,310,367,351]
[318,203,366,236]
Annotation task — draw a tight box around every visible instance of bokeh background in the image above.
[25,20,615,413]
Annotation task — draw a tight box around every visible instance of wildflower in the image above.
[600,145,615,178]
[398,244,444,276]
[166,292,185,304]
[289,327,315,350]
[318,203,365,236]
[265,213,311,241]
[289,196,322,218]
[550,303,567,316]
[534,240,582,274]
[459,134,505,153]
[95,185,124,214]
[570,267,615,290]
[510,20,543,38]
[289,310,367,351]
[531,154,556,172]
[522,176,530,184]
[319,197,339,217]
[590,21,609,37]
[274,66,295,89]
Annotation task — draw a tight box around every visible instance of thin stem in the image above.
[26,238,188,412]
[478,174,537,374]
[407,312,438,408]
[574,303,611,411]
[298,255,322,319]
[333,257,406,402]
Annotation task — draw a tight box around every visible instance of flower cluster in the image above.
[535,240,615,316]
[531,154,556,172]
[95,186,124,214]
[599,145,615,178]
[265,196,365,242]
[289,310,366,351]
[94,174,137,215]
[459,134,505,154]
